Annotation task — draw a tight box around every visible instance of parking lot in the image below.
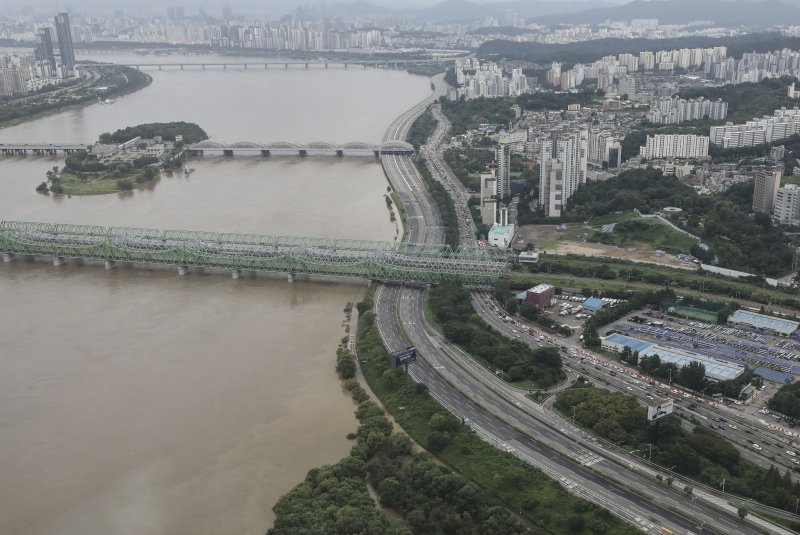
[608,310,799,382]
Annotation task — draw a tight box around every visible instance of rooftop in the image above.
[488,224,515,238]
[640,345,745,381]
[583,297,606,309]
[528,283,553,294]
[729,310,799,334]
[605,333,654,354]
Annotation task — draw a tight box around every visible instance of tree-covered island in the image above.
[36,122,208,196]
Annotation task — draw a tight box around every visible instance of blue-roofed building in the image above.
[728,310,799,337]
[640,345,745,381]
[583,297,608,312]
[601,333,654,355]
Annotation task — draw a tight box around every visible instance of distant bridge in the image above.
[0,143,88,155]
[187,140,415,157]
[0,221,511,285]
[90,59,442,71]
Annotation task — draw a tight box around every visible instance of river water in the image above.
[0,52,431,535]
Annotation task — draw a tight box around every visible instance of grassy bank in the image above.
[0,66,151,129]
[355,292,641,535]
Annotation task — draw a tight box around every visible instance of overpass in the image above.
[90,59,442,71]
[188,140,414,157]
[0,221,511,285]
[0,143,88,155]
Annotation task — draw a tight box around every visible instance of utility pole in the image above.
[649,443,653,462]
[720,478,725,493]
[572,405,576,424]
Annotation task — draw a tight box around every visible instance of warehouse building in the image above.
[601,333,653,354]
[728,310,799,337]
[517,284,556,310]
[639,345,745,381]
[601,333,745,381]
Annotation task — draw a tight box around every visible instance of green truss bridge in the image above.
[0,221,512,285]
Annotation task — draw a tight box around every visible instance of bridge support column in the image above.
[178,265,189,276]
[3,253,16,263]
[52,256,65,266]
[285,63,288,69]
[180,64,184,70]
[232,269,241,279]
[244,64,247,70]
[158,65,162,71]
[287,273,295,283]
[104,260,116,270]
[223,65,226,70]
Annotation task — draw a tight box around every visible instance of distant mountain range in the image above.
[326,0,615,22]
[534,0,800,26]
[327,0,800,27]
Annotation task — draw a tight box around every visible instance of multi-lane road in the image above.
[375,75,793,535]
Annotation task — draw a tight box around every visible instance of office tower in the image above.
[539,128,588,218]
[495,141,512,200]
[752,166,783,214]
[54,13,75,71]
[774,184,800,224]
[34,28,56,69]
[223,4,233,22]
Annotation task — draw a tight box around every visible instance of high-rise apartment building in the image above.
[752,166,782,214]
[539,128,588,218]
[54,13,75,71]
[774,184,800,224]
[647,97,728,124]
[34,28,56,69]
[495,141,512,200]
[710,107,800,148]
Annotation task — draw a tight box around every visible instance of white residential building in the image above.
[539,128,588,217]
[639,134,709,160]
[710,107,800,148]
[647,97,728,124]
[774,184,800,224]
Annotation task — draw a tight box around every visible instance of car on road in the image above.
[752,443,762,450]
[728,424,738,430]
[787,450,797,457]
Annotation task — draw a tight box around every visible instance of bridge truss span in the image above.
[0,221,511,285]
[188,139,414,157]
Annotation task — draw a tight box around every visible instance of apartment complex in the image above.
[710,107,800,148]
[639,134,709,160]
[646,97,728,124]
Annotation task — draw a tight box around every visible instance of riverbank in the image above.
[0,66,152,129]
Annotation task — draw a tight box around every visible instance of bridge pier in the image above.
[324,62,328,69]
[264,63,268,69]
[261,150,270,157]
[180,64,184,70]
[244,64,247,70]
[202,64,206,70]
[158,65,162,71]
[305,63,308,69]
[223,64,226,70]
[336,150,343,157]
[344,63,348,69]
[285,63,288,69]
[223,149,234,157]
[3,253,16,263]
[178,265,190,276]
[104,260,116,270]
[298,149,307,157]
[232,269,241,279]
[52,256,65,266]
[287,273,295,283]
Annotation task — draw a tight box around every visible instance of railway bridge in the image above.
[0,221,511,286]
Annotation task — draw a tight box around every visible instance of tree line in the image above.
[429,282,563,386]
[555,387,800,515]
[98,121,208,145]
[563,168,795,276]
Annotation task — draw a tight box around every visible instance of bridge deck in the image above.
[0,221,510,285]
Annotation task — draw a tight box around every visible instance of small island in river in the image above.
[37,122,208,196]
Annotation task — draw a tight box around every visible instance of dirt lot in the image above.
[515,224,697,270]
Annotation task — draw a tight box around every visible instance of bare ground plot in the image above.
[516,224,697,269]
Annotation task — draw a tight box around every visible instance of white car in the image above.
[752,444,762,451]
[787,450,797,457]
